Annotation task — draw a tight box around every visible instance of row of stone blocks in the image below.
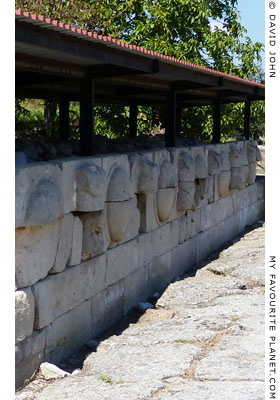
[15,141,264,389]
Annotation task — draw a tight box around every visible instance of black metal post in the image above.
[244,100,251,140]
[129,105,138,138]
[59,99,70,141]
[176,106,182,137]
[213,98,221,143]
[165,89,176,147]
[80,80,94,156]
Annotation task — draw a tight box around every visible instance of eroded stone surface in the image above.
[15,288,35,344]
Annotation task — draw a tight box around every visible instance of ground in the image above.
[16,222,265,400]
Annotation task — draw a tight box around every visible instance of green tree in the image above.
[16,0,264,141]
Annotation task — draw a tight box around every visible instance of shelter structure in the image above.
[15,9,265,155]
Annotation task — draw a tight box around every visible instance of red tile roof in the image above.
[15,9,264,89]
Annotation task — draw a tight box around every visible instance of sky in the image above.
[236,0,265,69]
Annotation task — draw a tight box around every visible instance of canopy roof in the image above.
[15,9,265,107]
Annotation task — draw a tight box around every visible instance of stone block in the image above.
[129,153,159,193]
[256,176,265,199]
[137,192,158,233]
[220,151,231,171]
[158,159,177,188]
[176,151,195,182]
[50,213,74,273]
[197,222,228,263]
[33,254,106,329]
[75,163,107,211]
[177,182,195,211]
[91,280,125,338]
[194,178,209,208]
[195,155,208,179]
[68,216,83,267]
[147,252,172,295]
[16,162,64,228]
[15,329,45,390]
[80,211,109,260]
[45,300,91,365]
[53,157,103,214]
[240,147,249,166]
[232,188,248,213]
[15,220,61,289]
[241,165,249,186]
[222,213,241,242]
[247,201,264,225]
[138,223,177,266]
[218,171,231,198]
[187,209,202,238]
[246,143,257,162]
[171,236,197,278]
[106,166,133,202]
[230,167,244,190]
[124,266,149,314]
[229,149,242,168]
[15,287,35,344]
[156,188,177,222]
[105,196,140,246]
[106,239,139,286]
[208,151,220,175]
[200,197,233,232]
[248,162,256,185]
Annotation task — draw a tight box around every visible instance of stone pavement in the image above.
[16,223,265,400]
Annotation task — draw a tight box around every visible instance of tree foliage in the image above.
[15,0,265,142]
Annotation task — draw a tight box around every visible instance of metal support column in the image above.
[80,80,94,156]
[244,100,251,140]
[59,99,70,141]
[129,105,138,138]
[213,98,221,143]
[165,89,176,147]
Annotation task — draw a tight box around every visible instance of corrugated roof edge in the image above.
[15,8,265,89]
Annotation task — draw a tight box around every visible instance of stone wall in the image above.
[15,140,264,389]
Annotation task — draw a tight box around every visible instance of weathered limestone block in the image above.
[129,153,159,193]
[105,196,140,246]
[124,266,149,313]
[75,164,107,211]
[156,188,177,222]
[15,220,61,289]
[177,182,195,211]
[16,163,64,228]
[248,162,257,184]
[256,145,262,161]
[106,166,133,202]
[220,151,231,171]
[147,252,171,295]
[137,192,158,233]
[33,254,106,329]
[53,157,102,214]
[177,152,195,182]
[15,288,35,344]
[144,149,171,166]
[80,211,109,260]
[138,222,178,266]
[200,197,233,232]
[195,155,208,179]
[197,222,226,263]
[256,176,265,199]
[246,143,257,163]
[158,160,177,189]
[208,151,220,175]
[194,178,208,208]
[230,166,249,190]
[218,171,231,198]
[240,147,249,166]
[15,329,46,390]
[50,214,74,273]
[45,300,91,365]
[106,239,139,286]
[91,280,125,338]
[229,149,242,168]
[171,236,197,278]
[68,216,83,267]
